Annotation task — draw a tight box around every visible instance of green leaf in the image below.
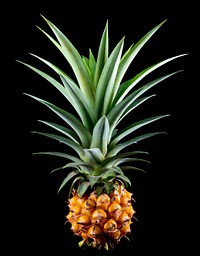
[113,157,151,166]
[77,181,91,197]
[95,185,104,196]
[31,131,86,159]
[59,74,96,128]
[24,93,91,147]
[90,116,110,156]
[88,175,101,188]
[108,94,155,137]
[108,71,180,135]
[57,170,79,194]
[101,166,124,180]
[113,19,168,99]
[18,59,76,104]
[110,114,169,147]
[116,174,132,186]
[101,169,116,180]
[107,132,166,157]
[83,148,105,163]
[103,182,113,195]
[63,161,96,174]
[101,151,149,168]
[32,151,80,162]
[88,50,97,80]
[38,120,80,143]
[95,37,124,117]
[82,49,96,82]
[22,54,96,128]
[121,166,146,173]
[39,15,95,104]
[93,20,109,88]
[113,55,187,105]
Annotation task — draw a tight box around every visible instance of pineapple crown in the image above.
[18,15,187,197]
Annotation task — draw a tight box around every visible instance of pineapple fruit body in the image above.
[66,184,135,250]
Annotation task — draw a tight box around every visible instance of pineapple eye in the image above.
[71,222,81,233]
[124,205,136,218]
[77,215,91,225]
[72,205,82,214]
[87,225,102,238]
[119,220,132,235]
[108,202,122,215]
[103,219,118,232]
[96,194,111,210]
[110,195,121,204]
[92,208,107,221]
[117,212,130,223]
[85,199,96,209]
[120,196,131,207]
[108,229,121,240]
[97,194,110,203]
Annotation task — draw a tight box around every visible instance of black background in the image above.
[2,1,197,255]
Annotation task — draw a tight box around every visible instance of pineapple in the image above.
[18,15,187,250]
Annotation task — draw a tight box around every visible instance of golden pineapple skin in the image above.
[65,185,136,249]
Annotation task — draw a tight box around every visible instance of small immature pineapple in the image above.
[19,15,187,250]
[66,183,136,249]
